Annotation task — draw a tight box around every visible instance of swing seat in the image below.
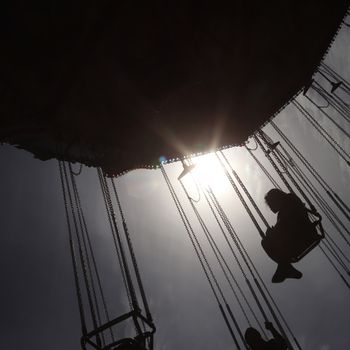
[290,220,323,263]
[262,212,324,263]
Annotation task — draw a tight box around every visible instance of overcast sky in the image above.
[1,16,350,350]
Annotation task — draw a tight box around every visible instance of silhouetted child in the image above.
[262,188,318,283]
[245,322,288,349]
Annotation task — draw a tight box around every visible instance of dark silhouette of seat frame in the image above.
[290,210,324,263]
[82,309,155,350]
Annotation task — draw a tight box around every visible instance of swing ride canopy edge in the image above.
[1,1,349,176]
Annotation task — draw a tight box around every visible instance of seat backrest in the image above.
[291,211,324,263]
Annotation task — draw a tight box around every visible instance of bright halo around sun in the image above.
[190,153,228,194]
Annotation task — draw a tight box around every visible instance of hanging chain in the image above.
[97,170,134,311]
[312,82,350,123]
[110,176,153,325]
[258,130,319,215]
[70,164,114,343]
[319,246,350,290]
[245,145,281,189]
[215,152,266,238]
[270,120,350,217]
[160,165,241,348]
[219,150,271,229]
[200,186,268,337]
[69,166,106,345]
[182,182,249,348]
[304,94,350,139]
[97,168,140,314]
[293,100,350,166]
[321,62,350,92]
[254,133,293,193]
[206,186,296,350]
[62,162,102,348]
[58,161,88,338]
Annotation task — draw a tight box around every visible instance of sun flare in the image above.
[184,154,229,194]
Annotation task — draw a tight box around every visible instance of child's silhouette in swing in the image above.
[262,188,318,283]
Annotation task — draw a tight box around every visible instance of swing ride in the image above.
[2,1,350,350]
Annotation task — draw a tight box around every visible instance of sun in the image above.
[188,153,229,194]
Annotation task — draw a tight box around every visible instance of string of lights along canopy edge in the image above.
[2,1,349,176]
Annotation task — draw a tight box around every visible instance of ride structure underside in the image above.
[1,1,349,175]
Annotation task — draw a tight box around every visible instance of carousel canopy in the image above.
[1,1,349,174]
